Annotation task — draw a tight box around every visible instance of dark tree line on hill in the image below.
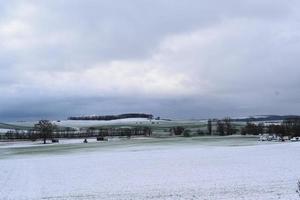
[68,113,153,121]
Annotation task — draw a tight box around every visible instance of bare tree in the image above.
[171,126,185,136]
[267,124,285,139]
[257,123,265,135]
[241,122,264,135]
[217,120,225,136]
[207,119,212,135]
[34,120,55,144]
[217,118,237,136]
[282,117,300,137]
[223,117,236,135]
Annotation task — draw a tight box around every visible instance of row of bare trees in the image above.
[241,117,300,138]
[241,122,264,135]
[216,118,237,135]
[208,117,300,137]
[2,118,299,141]
[0,120,154,143]
[265,118,300,138]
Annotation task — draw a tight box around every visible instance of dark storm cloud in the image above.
[0,0,300,120]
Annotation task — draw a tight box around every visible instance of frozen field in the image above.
[0,136,300,200]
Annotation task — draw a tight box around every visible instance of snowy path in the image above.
[0,139,300,199]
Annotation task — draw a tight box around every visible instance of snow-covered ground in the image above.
[0,136,300,200]
[53,118,155,128]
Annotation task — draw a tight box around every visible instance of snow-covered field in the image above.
[0,136,300,200]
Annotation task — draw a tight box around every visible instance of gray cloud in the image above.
[0,0,300,120]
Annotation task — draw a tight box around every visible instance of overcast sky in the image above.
[1,0,300,121]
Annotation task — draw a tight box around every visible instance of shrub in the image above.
[197,130,205,136]
[183,129,191,137]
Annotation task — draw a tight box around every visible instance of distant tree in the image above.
[257,123,265,135]
[216,120,225,136]
[241,127,247,135]
[197,129,205,136]
[171,126,185,136]
[217,118,237,136]
[207,119,212,135]
[282,117,300,137]
[34,120,55,144]
[65,127,73,135]
[87,127,96,136]
[183,129,191,137]
[223,117,236,135]
[126,128,132,138]
[143,127,152,136]
[266,118,300,138]
[266,125,272,135]
[242,122,264,135]
[267,124,285,138]
[28,129,37,141]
